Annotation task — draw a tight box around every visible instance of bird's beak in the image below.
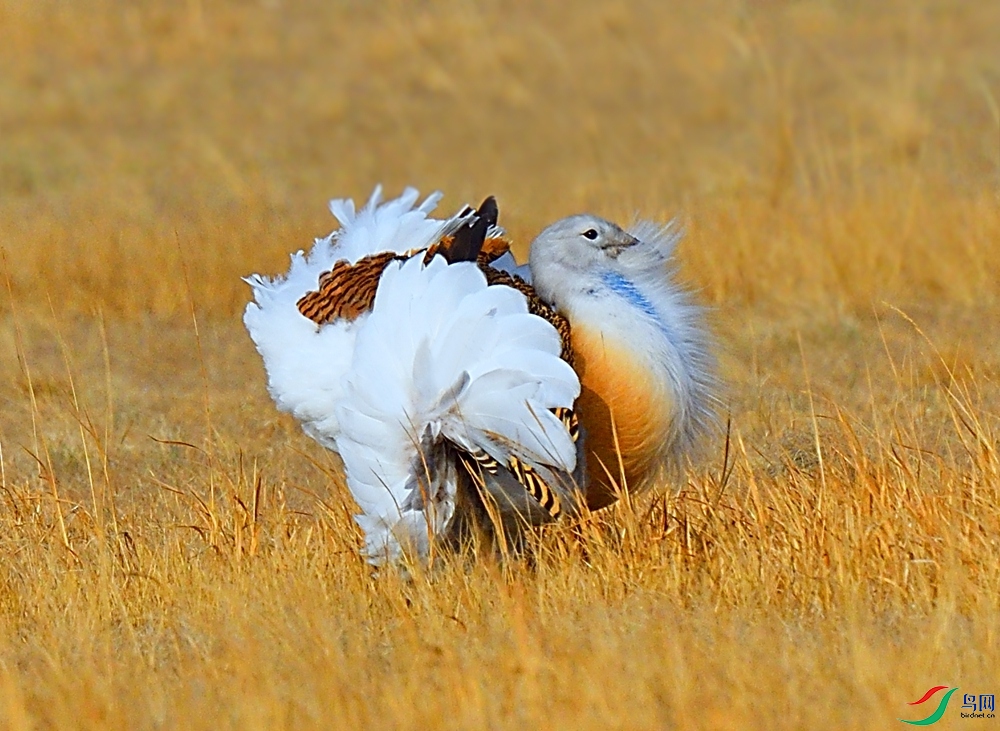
[602,232,641,258]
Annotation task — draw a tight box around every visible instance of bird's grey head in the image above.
[528,214,640,305]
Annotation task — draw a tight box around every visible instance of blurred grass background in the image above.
[1,1,1000,728]
[2,0,999,314]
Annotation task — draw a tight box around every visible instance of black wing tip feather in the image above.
[477,195,498,231]
[443,195,499,264]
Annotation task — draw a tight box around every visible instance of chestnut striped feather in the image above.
[296,251,402,324]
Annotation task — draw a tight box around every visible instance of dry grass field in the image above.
[2,0,1000,728]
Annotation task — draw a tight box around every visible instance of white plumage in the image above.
[243,187,453,450]
[337,255,578,560]
[244,187,581,563]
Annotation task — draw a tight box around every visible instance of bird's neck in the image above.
[555,269,674,364]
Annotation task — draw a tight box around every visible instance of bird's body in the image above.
[530,217,717,508]
[244,188,716,564]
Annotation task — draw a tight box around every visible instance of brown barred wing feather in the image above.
[297,197,502,326]
[296,251,402,325]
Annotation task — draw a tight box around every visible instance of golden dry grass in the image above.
[2,0,1000,728]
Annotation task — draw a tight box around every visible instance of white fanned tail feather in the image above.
[243,186,465,448]
[337,255,579,562]
[244,187,578,563]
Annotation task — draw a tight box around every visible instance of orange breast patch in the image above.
[571,326,674,509]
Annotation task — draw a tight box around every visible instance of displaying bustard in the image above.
[244,187,716,563]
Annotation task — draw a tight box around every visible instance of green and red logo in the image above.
[901,686,996,725]
[900,686,958,726]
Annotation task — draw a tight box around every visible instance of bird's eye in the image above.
[582,229,599,240]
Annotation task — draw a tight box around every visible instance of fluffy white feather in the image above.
[335,254,579,562]
[245,186,580,564]
[243,186,460,448]
[328,185,447,265]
